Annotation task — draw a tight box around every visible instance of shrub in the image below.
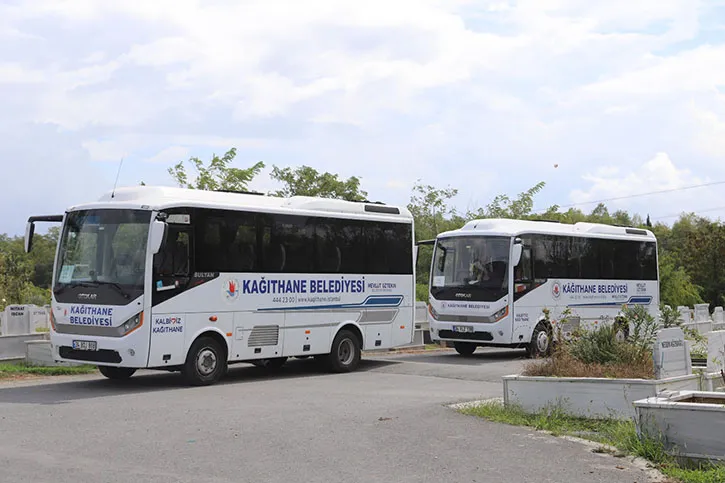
[523,305,657,379]
[659,304,681,328]
[622,305,659,358]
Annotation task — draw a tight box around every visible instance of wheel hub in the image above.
[338,338,354,365]
[536,331,549,353]
[197,349,217,376]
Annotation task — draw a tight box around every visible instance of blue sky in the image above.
[2,0,725,235]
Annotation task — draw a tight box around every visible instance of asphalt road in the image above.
[0,348,663,483]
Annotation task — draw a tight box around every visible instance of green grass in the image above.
[0,362,97,379]
[460,400,725,483]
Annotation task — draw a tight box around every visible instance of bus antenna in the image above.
[111,157,124,199]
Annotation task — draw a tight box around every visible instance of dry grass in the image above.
[522,348,655,379]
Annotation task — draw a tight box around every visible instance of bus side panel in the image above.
[390,304,415,347]
[185,311,233,358]
[148,309,187,367]
[364,323,392,350]
[282,311,333,357]
[513,279,660,341]
[511,299,535,345]
[232,311,285,361]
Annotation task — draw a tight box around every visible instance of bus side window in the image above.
[155,227,191,278]
[514,246,533,298]
[515,247,532,282]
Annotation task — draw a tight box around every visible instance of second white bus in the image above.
[422,218,659,357]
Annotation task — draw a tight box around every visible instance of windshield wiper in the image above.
[54,281,96,294]
[103,281,131,300]
[54,280,131,299]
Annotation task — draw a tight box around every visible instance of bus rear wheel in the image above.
[327,330,361,373]
[453,342,477,356]
[182,336,227,386]
[98,366,136,380]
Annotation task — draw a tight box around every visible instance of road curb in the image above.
[363,347,454,356]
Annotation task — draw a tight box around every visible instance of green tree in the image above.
[168,148,265,192]
[270,165,368,201]
[468,181,548,220]
[407,181,463,288]
[657,252,703,307]
[27,227,59,288]
[408,181,462,241]
[0,238,34,306]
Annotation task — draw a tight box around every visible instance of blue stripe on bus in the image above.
[567,296,653,308]
[257,295,404,312]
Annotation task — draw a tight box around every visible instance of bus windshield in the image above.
[431,236,510,302]
[54,209,151,305]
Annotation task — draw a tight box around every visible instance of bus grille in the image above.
[248,325,280,347]
[438,330,493,341]
[59,346,122,363]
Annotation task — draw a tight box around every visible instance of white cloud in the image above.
[0,63,45,84]
[569,153,725,221]
[688,104,725,158]
[1,0,724,234]
[146,146,189,164]
[82,140,127,162]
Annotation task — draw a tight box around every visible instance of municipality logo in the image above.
[551,281,561,299]
[224,278,240,302]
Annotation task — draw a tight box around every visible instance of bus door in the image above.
[149,216,194,367]
[511,239,536,344]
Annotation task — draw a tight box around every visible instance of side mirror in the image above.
[149,220,167,255]
[414,245,419,266]
[25,221,35,253]
[24,215,63,253]
[511,241,523,267]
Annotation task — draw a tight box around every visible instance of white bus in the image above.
[25,186,416,385]
[421,218,659,357]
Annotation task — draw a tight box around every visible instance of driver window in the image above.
[155,227,191,278]
[515,247,532,283]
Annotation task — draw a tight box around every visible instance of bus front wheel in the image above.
[453,342,477,356]
[327,330,361,373]
[98,366,136,380]
[527,323,552,358]
[183,336,227,386]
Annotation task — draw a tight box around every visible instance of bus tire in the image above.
[453,342,477,356]
[182,336,226,386]
[527,323,553,358]
[327,330,361,373]
[98,366,136,380]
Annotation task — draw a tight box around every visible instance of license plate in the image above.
[72,340,97,351]
[452,325,474,333]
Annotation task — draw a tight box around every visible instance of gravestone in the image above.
[678,306,690,324]
[713,307,724,324]
[707,330,725,374]
[29,306,49,331]
[653,327,691,379]
[694,303,711,322]
[2,305,31,336]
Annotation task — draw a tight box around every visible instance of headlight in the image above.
[122,312,144,335]
[492,306,508,321]
[428,303,439,320]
